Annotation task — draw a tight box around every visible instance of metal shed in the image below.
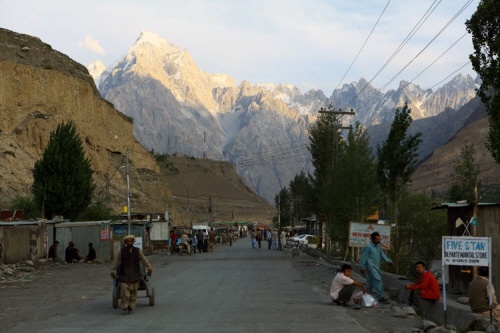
[54,221,112,262]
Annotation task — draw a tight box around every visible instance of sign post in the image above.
[348,222,391,250]
[442,236,492,326]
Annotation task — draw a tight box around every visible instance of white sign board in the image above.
[133,237,143,250]
[442,236,490,266]
[348,222,391,250]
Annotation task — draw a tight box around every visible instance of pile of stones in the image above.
[0,260,37,282]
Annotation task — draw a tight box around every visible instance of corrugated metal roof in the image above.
[0,219,69,226]
[431,203,500,210]
[55,220,113,227]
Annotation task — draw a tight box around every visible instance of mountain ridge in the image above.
[91,31,479,202]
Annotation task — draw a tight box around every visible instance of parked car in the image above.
[288,234,319,251]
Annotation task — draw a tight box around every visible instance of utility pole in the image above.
[317,107,356,252]
[187,189,192,228]
[126,149,132,235]
[278,195,281,229]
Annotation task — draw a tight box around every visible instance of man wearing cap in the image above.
[110,235,152,315]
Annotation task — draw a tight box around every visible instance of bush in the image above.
[9,196,40,219]
[74,200,113,221]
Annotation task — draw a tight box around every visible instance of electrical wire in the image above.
[333,0,391,93]
[337,0,442,109]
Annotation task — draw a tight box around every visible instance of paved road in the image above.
[7,239,371,333]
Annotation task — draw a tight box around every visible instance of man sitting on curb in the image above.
[404,261,440,309]
[330,264,366,309]
[469,266,500,323]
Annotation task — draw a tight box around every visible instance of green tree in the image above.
[288,170,315,224]
[466,1,500,163]
[307,105,343,247]
[33,121,96,219]
[449,143,481,203]
[387,192,447,279]
[9,196,40,219]
[334,122,380,242]
[377,103,422,272]
[274,187,292,227]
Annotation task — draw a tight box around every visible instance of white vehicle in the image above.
[192,224,210,235]
[289,234,318,251]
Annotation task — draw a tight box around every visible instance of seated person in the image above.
[48,241,59,262]
[469,266,500,323]
[65,242,82,263]
[330,264,366,307]
[405,261,440,306]
[84,242,97,263]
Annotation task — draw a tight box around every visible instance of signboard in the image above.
[100,229,109,241]
[442,236,490,266]
[112,225,143,240]
[441,236,492,325]
[134,237,143,250]
[348,222,391,250]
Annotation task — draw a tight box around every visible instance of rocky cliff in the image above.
[0,28,173,214]
[93,31,478,202]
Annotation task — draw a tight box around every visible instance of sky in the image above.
[1,0,480,94]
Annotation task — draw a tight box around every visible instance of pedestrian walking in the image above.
[169,230,178,255]
[110,235,152,315]
[208,228,217,252]
[256,230,262,248]
[279,230,286,251]
[360,232,394,303]
[250,229,257,248]
[221,231,227,245]
[266,229,272,250]
[203,231,208,252]
[272,230,279,250]
[196,230,204,253]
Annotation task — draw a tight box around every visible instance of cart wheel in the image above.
[149,288,155,306]
[113,290,119,308]
[299,244,308,252]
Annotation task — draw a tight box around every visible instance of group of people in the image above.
[249,228,287,250]
[48,240,97,263]
[329,231,500,324]
[168,228,237,255]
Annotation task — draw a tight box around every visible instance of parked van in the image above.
[192,224,210,236]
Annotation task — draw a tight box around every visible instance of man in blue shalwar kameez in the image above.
[360,232,394,303]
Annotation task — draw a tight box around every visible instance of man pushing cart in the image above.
[110,235,154,315]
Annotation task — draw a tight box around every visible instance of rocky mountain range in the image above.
[0,28,275,225]
[91,31,481,202]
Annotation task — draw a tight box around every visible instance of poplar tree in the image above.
[377,103,422,272]
[32,121,96,219]
[466,0,500,163]
[449,143,481,203]
[334,122,379,241]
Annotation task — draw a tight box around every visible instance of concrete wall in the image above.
[0,224,45,264]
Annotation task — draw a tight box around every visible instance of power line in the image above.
[337,0,442,109]
[354,33,470,117]
[333,0,391,92]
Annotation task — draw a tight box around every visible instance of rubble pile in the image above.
[0,260,38,282]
